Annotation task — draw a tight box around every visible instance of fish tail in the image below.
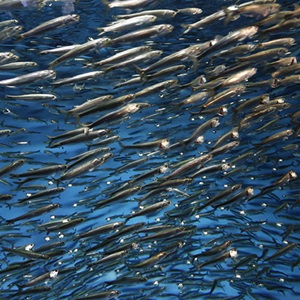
[101,0,109,7]
[135,65,147,80]
[186,54,199,71]
[118,140,127,149]
[97,28,105,36]
[223,7,240,25]
[51,176,61,188]
[181,24,192,34]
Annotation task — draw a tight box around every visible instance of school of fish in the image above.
[0,0,300,299]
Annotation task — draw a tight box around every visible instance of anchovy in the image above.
[49,128,110,148]
[59,152,113,181]
[11,164,67,178]
[104,50,163,73]
[111,24,174,45]
[98,15,157,34]
[76,222,124,239]
[94,186,141,209]
[164,154,212,180]
[126,199,171,220]
[264,243,297,261]
[107,0,159,9]
[2,246,50,260]
[64,95,113,117]
[18,187,65,203]
[88,250,129,267]
[86,102,150,128]
[74,290,120,300]
[119,138,169,150]
[44,217,85,232]
[19,270,58,288]
[127,251,168,269]
[0,61,37,70]
[0,69,56,86]
[49,37,111,67]
[0,25,23,41]
[116,9,177,19]
[193,241,232,259]
[197,184,242,212]
[19,14,80,39]
[90,46,151,67]
[196,26,258,61]
[0,159,25,177]
[6,203,60,223]
[6,93,57,100]
[198,248,238,270]
[52,71,104,87]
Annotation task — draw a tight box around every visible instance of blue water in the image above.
[0,0,300,299]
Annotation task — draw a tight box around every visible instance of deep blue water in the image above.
[0,0,300,299]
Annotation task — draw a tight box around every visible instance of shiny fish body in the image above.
[49,38,111,67]
[111,24,174,44]
[19,14,80,39]
[0,69,56,86]
[59,152,113,181]
[87,102,150,128]
[98,15,157,34]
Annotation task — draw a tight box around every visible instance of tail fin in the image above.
[135,65,147,81]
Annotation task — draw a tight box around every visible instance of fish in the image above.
[59,152,113,181]
[0,69,56,86]
[0,61,38,70]
[115,9,177,19]
[264,242,297,261]
[18,187,65,203]
[49,37,111,67]
[76,221,124,239]
[0,25,23,41]
[49,128,111,148]
[196,26,258,61]
[6,203,60,223]
[104,50,163,73]
[10,164,67,178]
[197,248,238,270]
[18,14,80,39]
[97,15,157,34]
[2,246,50,260]
[74,290,120,300]
[127,251,168,269]
[18,269,58,288]
[119,138,169,150]
[136,42,211,75]
[52,71,104,87]
[110,24,174,44]
[192,241,232,260]
[125,199,171,220]
[6,93,57,100]
[0,159,25,177]
[86,103,150,128]
[106,0,159,9]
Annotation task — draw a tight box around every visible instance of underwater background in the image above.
[0,0,300,299]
